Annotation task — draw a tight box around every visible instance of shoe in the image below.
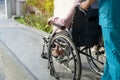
[52,45,65,58]
[91,45,97,54]
[99,47,104,52]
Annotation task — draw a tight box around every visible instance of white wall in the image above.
[54,0,74,18]
[54,0,99,18]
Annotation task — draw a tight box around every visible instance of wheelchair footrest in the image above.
[41,53,48,59]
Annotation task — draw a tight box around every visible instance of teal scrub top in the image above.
[99,0,120,29]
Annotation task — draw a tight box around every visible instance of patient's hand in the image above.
[47,17,56,25]
[47,17,65,26]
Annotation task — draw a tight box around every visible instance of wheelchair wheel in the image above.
[48,33,81,80]
[86,47,106,75]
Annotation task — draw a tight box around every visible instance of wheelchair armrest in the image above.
[50,21,66,30]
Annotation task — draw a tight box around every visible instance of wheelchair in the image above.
[41,7,106,80]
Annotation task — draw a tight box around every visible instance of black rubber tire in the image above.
[48,33,81,80]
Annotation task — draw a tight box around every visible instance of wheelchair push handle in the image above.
[75,3,87,16]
